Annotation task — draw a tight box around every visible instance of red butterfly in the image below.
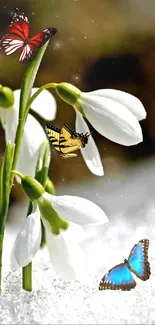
[0,8,57,63]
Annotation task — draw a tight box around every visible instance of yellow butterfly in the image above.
[45,123,90,158]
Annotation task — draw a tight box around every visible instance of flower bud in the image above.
[21,176,45,201]
[11,171,45,201]
[0,85,14,108]
[55,82,81,105]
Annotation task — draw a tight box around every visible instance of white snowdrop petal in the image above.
[44,192,108,225]
[13,211,41,267]
[87,89,146,121]
[76,111,104,176]
[30,88,57,121]
[0,107,11,129]
[13,89,20,111]
[45,221,88,280]
[17,114,47,178]
[79,95,143,146]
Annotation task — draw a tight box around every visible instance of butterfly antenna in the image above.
[122,255,128,263]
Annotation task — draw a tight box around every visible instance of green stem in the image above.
[0,236,3,295]
[22,201,33,291]
[22,262,32,291]
[0,143,14,294]
[40,220,46,248]
[11,43,51,184]
[35,140,50,247]
[0,42,51,294]
[22,141,50,289]
[26,83,57,117]
[11,170,24,179]
[11,82,56,184]
[10,121,25,183]
[0,159,4,216]
[19,42,50,121]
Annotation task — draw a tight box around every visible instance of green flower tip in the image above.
[54,219,68,235]
[0,85,14,108]
[12,170,45,201]
[38,197,68,235]
[55,82,81,106]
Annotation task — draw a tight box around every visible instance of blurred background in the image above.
[1,0,155,200]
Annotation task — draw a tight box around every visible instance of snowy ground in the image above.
[1,157,155,324]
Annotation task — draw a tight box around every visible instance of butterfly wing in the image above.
[61,123,75,140]
[59,152,78,159]
[19,27,57,63]
[60,124,82,157]
[0,8,57,62]
[45,123,82,159]
[45,123,61,152]
[128,239,151,281]
[8,8,29,39]
[99,263,136,291]
[0,8,29,56]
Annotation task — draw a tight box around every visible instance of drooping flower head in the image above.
[52,82,146,176]
[11,171,108,279]
[0,87,56,179]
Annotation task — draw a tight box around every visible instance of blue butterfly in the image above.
[99,239,151,291]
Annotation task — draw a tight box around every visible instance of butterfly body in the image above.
[0,8,57,62]
[99,239,151,291]
[45,123,89,159]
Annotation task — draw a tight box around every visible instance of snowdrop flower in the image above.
[55,83,146,175]
[76,88,146,146]
[11,172,108,278]
[43,193,108,279]
[0,86,56,179]
[13,204,41,267]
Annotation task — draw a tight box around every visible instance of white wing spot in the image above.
[19,44,32,62]
[1,39,23,55]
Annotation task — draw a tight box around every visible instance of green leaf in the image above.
[19,42,49,121]
[35,140,51,247]
[35,140,50,187]
[0,159,4,216]
[45,177,55,195]
[0,142,14,237]
[0,141,14,295]
[11,42,50,182]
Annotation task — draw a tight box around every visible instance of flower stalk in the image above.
[0,142,14,294]
[22,199,33,291]
[22,140,53,290]
[26,82,57,115]
[0,42,51,294]
[22,261,32,291]
[10,42,50,185]
[35,141,51,248]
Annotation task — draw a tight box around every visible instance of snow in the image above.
[1,245,154,324]
[1,157,155,324]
